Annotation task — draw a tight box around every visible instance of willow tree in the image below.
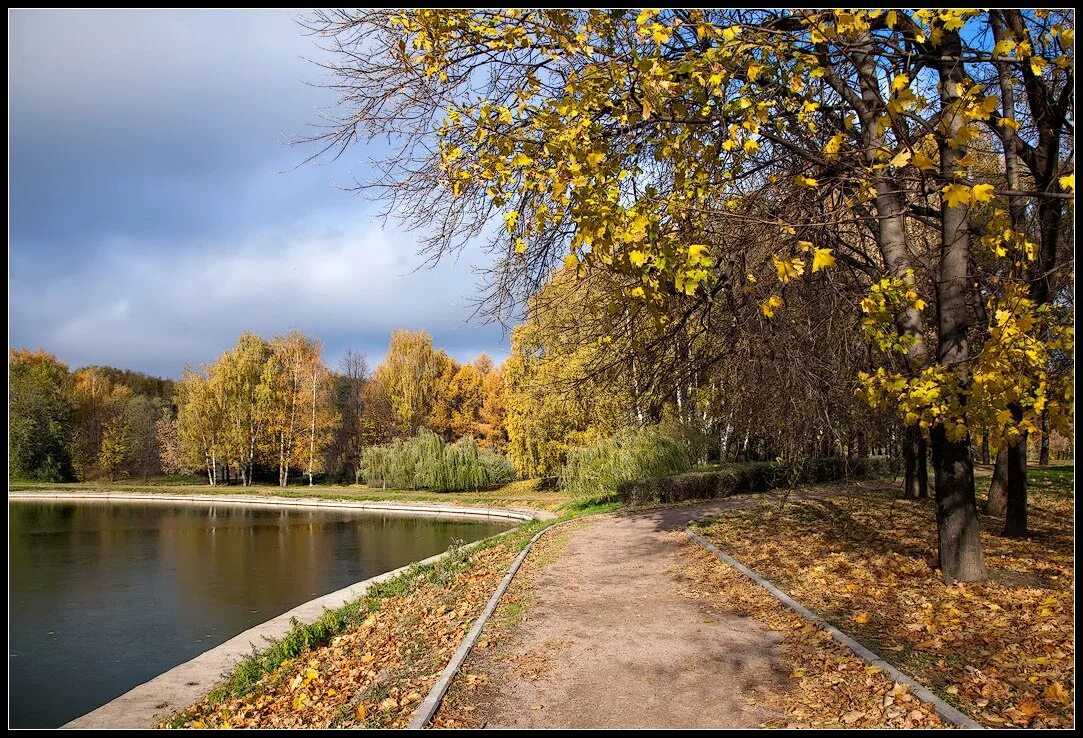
[304,9,1073,581]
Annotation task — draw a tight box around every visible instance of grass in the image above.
[9,476,577,512]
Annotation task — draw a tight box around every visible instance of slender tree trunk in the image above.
[903,426,928,499]
[1039,408,1051,466]
[1003,404,1028,536]
[932,29,986,582]
[985,448,1008,516]
[308,370,318,486]
[980,430,990,464]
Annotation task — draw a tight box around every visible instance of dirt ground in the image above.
[435,499,794,728]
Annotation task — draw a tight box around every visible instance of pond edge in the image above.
[8,492,549,729]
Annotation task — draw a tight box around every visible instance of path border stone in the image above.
[685,525,984,730]
[408,518,572,729]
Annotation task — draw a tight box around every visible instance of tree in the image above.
[97,384,135,481]
[305,9,1073,580]
[8,350,73,481]
[267,331,332,486]
[479,364,509,449]
[213,333,276,486]
[156,411,185,476]
[176,368,225,485]
[373,329,445,435]
[121,394,165,481]
[324,349,371,482]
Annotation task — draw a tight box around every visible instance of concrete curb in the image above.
[9,491,546,523]
[409,518,574,729]
[685,526,984,730]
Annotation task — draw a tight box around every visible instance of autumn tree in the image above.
[176,368,225,485]
[373,329,445,435]
[8,349,73,481]
[478,363,509,449]
[324,349,371,482]
[266,331,337,486]
[304,8,1073,582]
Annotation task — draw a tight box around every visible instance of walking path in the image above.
[436,497,794,728]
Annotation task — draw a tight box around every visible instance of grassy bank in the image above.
[9,478,576,513]
[692,468,1075,728]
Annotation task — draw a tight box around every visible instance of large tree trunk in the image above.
[931,29,986,582]
[931,426,987,582]
[902,426,928,499]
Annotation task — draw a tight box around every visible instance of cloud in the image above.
[8,10,510,376]
[9,210,509,378]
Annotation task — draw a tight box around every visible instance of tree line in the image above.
[8,329,510,486]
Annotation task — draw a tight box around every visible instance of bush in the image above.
[560,426,692,497]
[618,456,900,505]
[359,429,516,492]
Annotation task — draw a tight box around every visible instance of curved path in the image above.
[438,498,792,728]
[7,492,545,729]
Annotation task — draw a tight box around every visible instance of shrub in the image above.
[358,429,516,492]
[560,426,691,497]
[618,456,900,505]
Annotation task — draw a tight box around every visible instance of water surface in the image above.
[8,499,510,728]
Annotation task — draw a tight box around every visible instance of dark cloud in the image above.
[9,10,509,377]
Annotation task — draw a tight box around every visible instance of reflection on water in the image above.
[8,499,510,728]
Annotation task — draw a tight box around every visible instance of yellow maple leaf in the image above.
[687,243,710,264]
[743,138,760,154]
[761,294,783,318]
[970,183,996,203]
[774,255,805,283]
[912,151,937,171]
[890,150,912,168]
[563,253,579,270]
[812,248,836,272]
[629,250,648,267]
[1059,174,1074,192]
[942,183,971,208]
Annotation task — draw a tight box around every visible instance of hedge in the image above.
[617,457,900,506]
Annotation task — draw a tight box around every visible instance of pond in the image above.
[8,498,513,728]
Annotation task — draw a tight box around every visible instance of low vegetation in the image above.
[619,457,900,505]
[693,468,1074,728]
[559,426,691,497]
[358,430,515,492]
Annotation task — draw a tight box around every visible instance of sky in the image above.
[8,9,510,379]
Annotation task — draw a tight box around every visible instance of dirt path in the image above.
[436,498,794,728]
